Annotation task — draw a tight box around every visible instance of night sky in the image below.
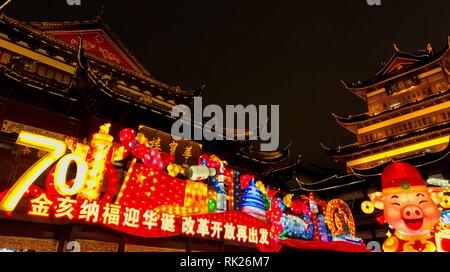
[6,0,450,171]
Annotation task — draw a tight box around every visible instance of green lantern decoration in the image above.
[262,194,271,210]
[208,198,217,213]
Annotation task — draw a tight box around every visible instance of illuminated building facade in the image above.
[328,40,450,172]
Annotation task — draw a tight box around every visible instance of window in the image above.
[24,61,37,73]
[430,116,437,124]
[37,65,47,76]
[46,68,55,80]
[62,74,72,84]
[54,72,63,83]
[0,51,11,64]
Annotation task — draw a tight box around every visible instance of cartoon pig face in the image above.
[383,190,440,235]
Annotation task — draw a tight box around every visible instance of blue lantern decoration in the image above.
[241,179,267,219]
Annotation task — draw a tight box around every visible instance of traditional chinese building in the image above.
[328,40,450,173]
[317,39,450,243]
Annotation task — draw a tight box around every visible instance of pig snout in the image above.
[402,205,423,219]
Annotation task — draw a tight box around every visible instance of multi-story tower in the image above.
[327,39,450,173]
[317,39,450,243]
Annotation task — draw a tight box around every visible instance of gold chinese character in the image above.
[161,213,176,232]
[259,228,269,245]
[211,221,223,240]
[248,227,259,244]
[28,194,53,218]
[169,141,178,156]
[123,207,140,228]
[143,210,159,230]
[196,218,210,237]
[224,223,236,241]
[102,203,121,226]
[182,146,193,165]
[55,197,77,220]
[182,216,196,235]
[152,137,162,152]
[78,200,100,223]
[236,225,248,242]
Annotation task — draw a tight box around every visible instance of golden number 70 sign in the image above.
[0,123,118,211]
[0,126,272,247]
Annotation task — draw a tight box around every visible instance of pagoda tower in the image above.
[326,38,450,174]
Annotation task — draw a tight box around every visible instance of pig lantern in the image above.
[361,162,445,252]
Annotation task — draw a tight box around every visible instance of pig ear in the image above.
[369,192,384,210]
[428,188,444,205]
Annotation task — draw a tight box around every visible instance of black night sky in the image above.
[6,0,450,171]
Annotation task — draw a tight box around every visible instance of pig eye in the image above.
[417,193,425,198]
[419,200,428,205]
[390,203,401,206]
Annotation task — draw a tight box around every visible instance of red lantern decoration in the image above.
[119,128,136,145]
[131,143,147,159]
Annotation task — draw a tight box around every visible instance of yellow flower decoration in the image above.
[136,133,148,145]
[255,181,267,195]
[283,194,293,208]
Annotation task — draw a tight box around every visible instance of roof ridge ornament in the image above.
[393,43,400,52]
[77,34,86,69]
[0,0,13,12]
[426,43,433,55]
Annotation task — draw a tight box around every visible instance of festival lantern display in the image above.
[241,179,268,221]
[0,124,367,252]
[361,162,450,252]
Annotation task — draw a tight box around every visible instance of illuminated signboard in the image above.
[0,124,270,248]
[0,124,365,252]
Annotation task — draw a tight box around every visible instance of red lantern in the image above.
[132,143,148,159]
[119,128,136,145]
[142,149,164,171]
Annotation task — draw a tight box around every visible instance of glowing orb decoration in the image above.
[325,199,356,237]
